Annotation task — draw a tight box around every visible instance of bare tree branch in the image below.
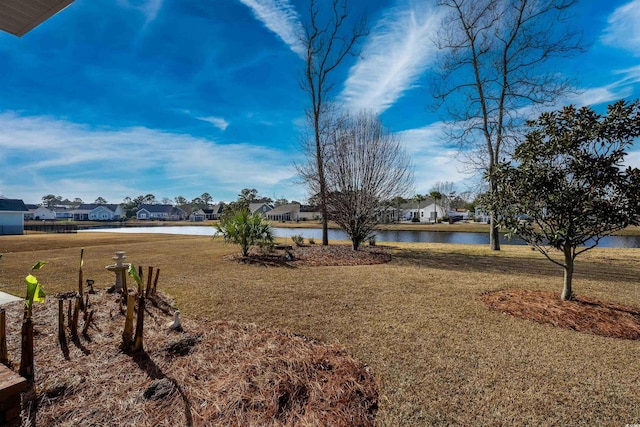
[433,0,584,250]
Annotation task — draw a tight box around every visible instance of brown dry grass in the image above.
[2,233,640,425]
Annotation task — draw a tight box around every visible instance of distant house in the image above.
[400,199,447,223]
[266,203,301,222]
[0,198,28,235]
[298,205,321,221]
[136,204,187,221]
[249,202,273,217]
[207,203,225,220]
[24,205,57,221]
[89,204,123,221]
[474,206,490,223]
[72,204,123,221]
[189,209,206,222]
[55,208,74,220]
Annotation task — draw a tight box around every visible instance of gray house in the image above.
[136,204,187,221]
[0,199,28,235]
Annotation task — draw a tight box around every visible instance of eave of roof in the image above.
[0,0,74,37]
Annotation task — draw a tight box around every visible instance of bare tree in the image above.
[323,112,413,250]
[434,0,583,250]
[300,0,367,246]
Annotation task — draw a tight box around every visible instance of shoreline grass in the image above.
[1,233,639,425]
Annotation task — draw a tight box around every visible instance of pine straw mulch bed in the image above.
[223,244,393,267]
[481,289,640,340]
[3,291,378,426]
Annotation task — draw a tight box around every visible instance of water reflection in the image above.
[82,226,640,248]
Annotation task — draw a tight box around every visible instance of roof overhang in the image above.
[0,0,74,37]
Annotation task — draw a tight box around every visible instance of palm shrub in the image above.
[215,208,274,257]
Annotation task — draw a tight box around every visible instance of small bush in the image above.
[368,236,376,246]
[291,234,305,246]
[308,237,315,245]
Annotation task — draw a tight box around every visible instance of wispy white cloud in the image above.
[565,84,633,107]
[197,116,230,131]
[395,122,468,194]
[238,0,305,58]
[340,1,443,114]
[117,0,164,24]
[601,0,640,56]
[0,113,299,203]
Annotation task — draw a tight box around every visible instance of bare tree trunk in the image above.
[561,245,574,301]
[315,118,329,246]
[300,0,367,247]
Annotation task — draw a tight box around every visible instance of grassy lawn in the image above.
[1,233,639,425]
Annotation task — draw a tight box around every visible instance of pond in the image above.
[80,226,640,248]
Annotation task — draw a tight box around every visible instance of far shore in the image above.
[24,219,640,236]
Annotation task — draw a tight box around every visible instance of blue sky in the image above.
[1,0,639,205]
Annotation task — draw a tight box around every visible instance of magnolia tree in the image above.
[481,100,640,300]
[323,112,413,250]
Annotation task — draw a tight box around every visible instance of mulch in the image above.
[2,290,379,426]
[224,244,393,267]
[481,289,640,340]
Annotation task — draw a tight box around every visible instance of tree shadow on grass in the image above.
[391,248,639,284]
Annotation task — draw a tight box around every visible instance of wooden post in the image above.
[152,268,160,296]
[67,299,72,329]
[19,318,34,382]
[137,266,144,295]
[0,309,7,365]
[145,266,153,298]
[132,296,145,353]
[122,294,135,349]
[70,297,80,338]
[122,271,128,296]
[82,310,94,336]
[84,294,90,321]
[78,267,84,311]
[58,299,66,344]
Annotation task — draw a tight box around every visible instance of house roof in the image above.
[299,204,319,213]
[138,204,186,215]
[0,198,28,212]
[210,203,225,214]
[249,202,273,213]
[399,199,436,210]
[75,204,120,213]
[0,0,74,37]
[267,203,301,215]
[25,204,39,210]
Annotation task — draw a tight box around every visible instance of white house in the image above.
[24,205,56,220]
[72,204,122,221]
[266,203,300,222]
[88,204,123,221]
[0,198,28,235]
[400,199,448,223]
[298,205,321,221]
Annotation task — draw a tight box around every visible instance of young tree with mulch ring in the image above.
[481,100,640,300]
